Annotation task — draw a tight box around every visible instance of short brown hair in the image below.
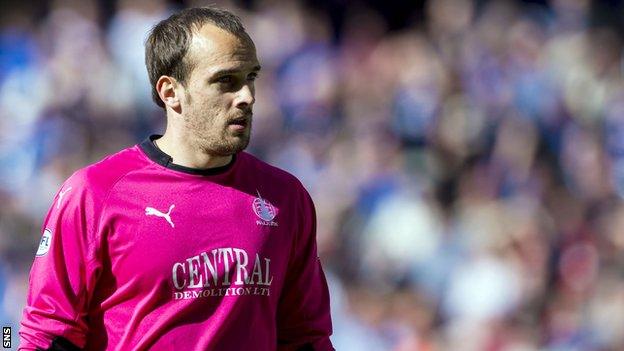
[145,7,251,108]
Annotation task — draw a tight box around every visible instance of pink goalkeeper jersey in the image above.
[19,135,333,351]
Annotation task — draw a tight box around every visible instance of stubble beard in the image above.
[206,122,251,156]
[184,110,252,157]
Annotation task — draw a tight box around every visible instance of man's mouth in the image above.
[228,115,251,130]
[229,117,248,127]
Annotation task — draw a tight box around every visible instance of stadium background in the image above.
[2,0,624,349]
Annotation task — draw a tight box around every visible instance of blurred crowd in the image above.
[2,0,624,349]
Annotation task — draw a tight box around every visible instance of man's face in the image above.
[179,24,260,156]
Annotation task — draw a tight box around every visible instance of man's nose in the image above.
[235,84,255,108]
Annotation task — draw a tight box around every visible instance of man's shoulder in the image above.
[238,151,305,190]
[65,144,148,197]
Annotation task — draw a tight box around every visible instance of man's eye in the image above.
[217,76,233,84]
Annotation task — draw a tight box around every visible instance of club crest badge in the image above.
[253,191,278,226]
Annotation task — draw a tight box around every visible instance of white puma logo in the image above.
[145,204,175,228]
[56,186,72,209]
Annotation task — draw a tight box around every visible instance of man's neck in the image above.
[155,132,233,170]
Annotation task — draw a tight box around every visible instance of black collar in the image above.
[139,135,236,176]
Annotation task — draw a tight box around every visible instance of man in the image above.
[19,7,333,351]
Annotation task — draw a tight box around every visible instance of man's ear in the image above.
[156,76,182,111]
